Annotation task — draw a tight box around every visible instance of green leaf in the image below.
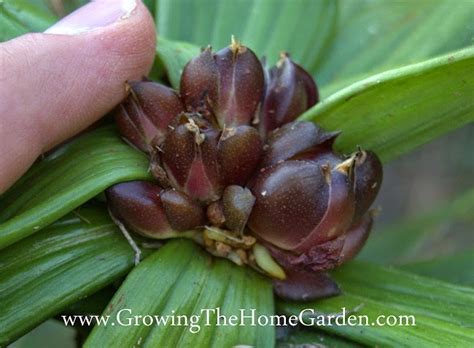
[360,188,474,264]
[0,0,57,42]
[0,126,151,249]
[300,46,474,162]
[156,0,336,66]
[315,0,474,88]
[85,240,275,347]
[278,261,474,347]
[401,249,474,287]
[0,206,137,346]
[332,262,473,327]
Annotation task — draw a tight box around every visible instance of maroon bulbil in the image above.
[107,39,383,301]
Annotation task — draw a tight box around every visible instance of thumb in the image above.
[0,0,156,193]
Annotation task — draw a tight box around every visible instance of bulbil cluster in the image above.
[107,39,383,301]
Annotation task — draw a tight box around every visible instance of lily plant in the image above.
[1,0,473,347]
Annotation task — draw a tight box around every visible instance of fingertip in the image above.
[85,0,157,78]
[0,0,157,193]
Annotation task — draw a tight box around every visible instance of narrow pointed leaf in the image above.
[333,262,473,327]
[0,206,138,346]
[278,261,474,346]
[0,126,150,249]
[301,47,474,162]
[85,240,275,347]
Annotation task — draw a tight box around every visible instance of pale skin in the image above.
[0,0,156,194]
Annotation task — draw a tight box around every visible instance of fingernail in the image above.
[44,0,137,35]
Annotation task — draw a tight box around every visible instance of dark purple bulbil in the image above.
[106,39,383,301]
